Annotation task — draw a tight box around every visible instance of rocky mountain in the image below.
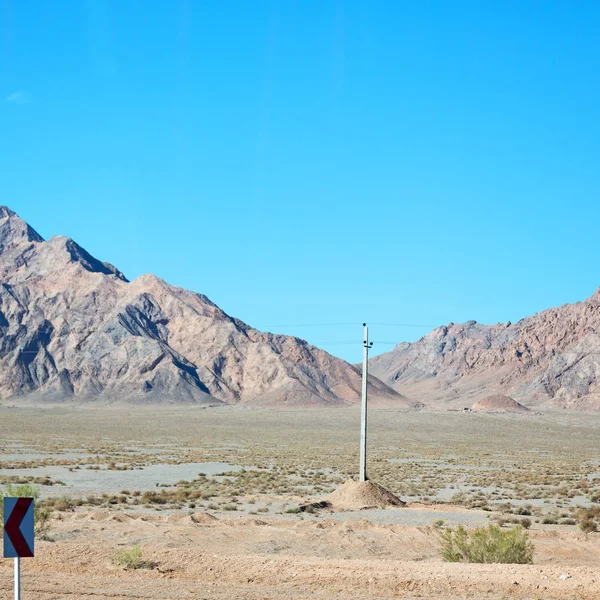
[369,291,600,410]
[0,206,405,406]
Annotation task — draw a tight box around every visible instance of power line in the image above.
[311,341,400,345]
[257,322,359,328]
[369,322,438,328]
[309,341,358,346]
[257,322,438,328]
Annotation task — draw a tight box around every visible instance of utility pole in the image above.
[359,323,373,481]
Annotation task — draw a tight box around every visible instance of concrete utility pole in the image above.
[359,323,373,481]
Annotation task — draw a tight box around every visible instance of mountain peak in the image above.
[0,205,44,248]
[0,206,16,219]
[0,208,405,407]
[61,237,129,282]
[0,209,127,282]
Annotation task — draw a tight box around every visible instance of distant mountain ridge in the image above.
[369,289,600,410]
[0,206,405,406]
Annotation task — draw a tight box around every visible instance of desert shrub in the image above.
[113,544,152,570]
[517,518,532,529]
[449,491,468,505]
[47,496,73,512]
[514,506,532,516]
[0,484,51,536]
[580,518,597,533]
[438,525,533,564]
[576,507,599,533]
[142,491,168,505]
[499,516,532,529]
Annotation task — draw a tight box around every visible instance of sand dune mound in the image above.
[472,395,530,413]
[189,512,218,524]
[326,479,405,510]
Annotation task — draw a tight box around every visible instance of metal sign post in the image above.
[14,557,20,600]
[359,323,373,481]
[4,497,35,600]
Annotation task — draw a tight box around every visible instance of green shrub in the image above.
[438,525,533,564]
[113,545,152,570]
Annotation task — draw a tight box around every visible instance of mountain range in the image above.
[0,206,403,406]
[2,206,599,410]
[370,289,600,410]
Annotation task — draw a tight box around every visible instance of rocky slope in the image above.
[0,206,404,406]
[369,291,600,410]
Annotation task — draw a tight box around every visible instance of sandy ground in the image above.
[1,406,599,599]
[0,508,599,600]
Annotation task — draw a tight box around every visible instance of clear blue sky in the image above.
[2,1,599,363]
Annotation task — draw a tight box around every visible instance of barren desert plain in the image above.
[0,405,599,599]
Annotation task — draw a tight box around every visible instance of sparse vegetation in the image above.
[438,525,533,564]
[576,507,599,533]
[113,544,153,570]
[580,518,597,533]
[0,410,599,531]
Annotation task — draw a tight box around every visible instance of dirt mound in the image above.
[326,479,405,510]
[7,508,600,600]
[190,512,218,524]
[472,395,530,413]
[85,512,133,522]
